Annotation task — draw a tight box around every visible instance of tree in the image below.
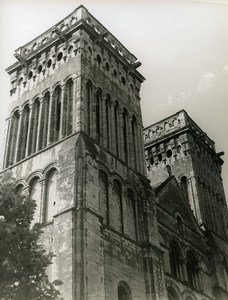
[0,172,62,300]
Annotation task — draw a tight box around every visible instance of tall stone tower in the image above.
[2,6,165,300]
[144,110,228,242]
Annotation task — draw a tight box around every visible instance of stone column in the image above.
[47,90,54,145]
[14,109,23,163]
[36,97,44,152]
[72,76,77,133]
[136,123,142,173]
[182,257,188,283]
[138,123,147,175]
[91,87,97,140]
[60,83,66,139]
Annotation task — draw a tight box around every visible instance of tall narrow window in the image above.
[30,177,42,225]
[65,79,73,136]
[18,105,30,160]
[114,102,119,156]
[45,169,57,222]
[176,215,184,236]
[169,241,182,280]
[31,98,40,154]
[95,89,102,143]
[105,95,111,150]
[8,111,20,166]
[186,252,199,289]
[99,171,108,224]
[131,116,137,169]
[42,92,50,149]
[14,184,24,198]
[86,81,92,135]
[50,86,61,143]
[125,189,136,240]
[110,180,122,232]
[55,86,61,140]
[122,109,128,163]
[181,176,189,202]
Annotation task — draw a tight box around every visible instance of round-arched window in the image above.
[118,281,132,300]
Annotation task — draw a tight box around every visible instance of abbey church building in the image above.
[1,6,228,300]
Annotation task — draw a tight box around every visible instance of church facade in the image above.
[1,6,228,300]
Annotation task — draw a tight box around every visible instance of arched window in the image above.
[169,241,182,280]
[14,184,24,198]
[110,180,122,232]
[118,281,132,300]
[131,116,137,169]
[45,169,57,222]
[41,92,50,149]
[51,86,61,143]
[64,79,73,137]
[176,215,184,237]
[186,252,199,289]
[95,89,102,143]
[31,98,40,154]
[7,110,20,166]
[125,189,136,240]
[19,104,30,160]
[180,176,189,202]
[86,81,92,135]
[122,109,128,163]
[167,287,180,300]
[30,177,42,224]
[105,95,111,150]
[99,171,108,225]
[114,102,119,157]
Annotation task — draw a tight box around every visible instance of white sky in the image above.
[0,0,228,198]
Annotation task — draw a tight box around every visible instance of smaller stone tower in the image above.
[143,110,228,241]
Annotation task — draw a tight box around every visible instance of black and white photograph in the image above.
[0,1,228,299]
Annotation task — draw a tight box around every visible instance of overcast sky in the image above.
[0,0,228,198]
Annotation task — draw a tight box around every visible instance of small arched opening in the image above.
[118,281,132,300]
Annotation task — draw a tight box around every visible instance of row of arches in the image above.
[167,286,198,300]
[5,77,75,168]
[85,80,144,173]
[168,240,201,290]
[99,170,137,240]
[15,167,58,224]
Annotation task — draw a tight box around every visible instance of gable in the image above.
[156,177,201,233]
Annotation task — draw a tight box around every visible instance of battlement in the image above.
[144,109,215,152]
[6,5,137,75]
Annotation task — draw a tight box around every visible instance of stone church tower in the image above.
[2,5,228,300]
[144,110,228,241]
[2,6,166,300]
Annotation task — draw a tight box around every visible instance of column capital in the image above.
[39,96,44,103]
[118,106,124,114]
[29,103,35,110]
[18,109,24,116]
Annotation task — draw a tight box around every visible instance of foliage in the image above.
[0,172,62,300]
